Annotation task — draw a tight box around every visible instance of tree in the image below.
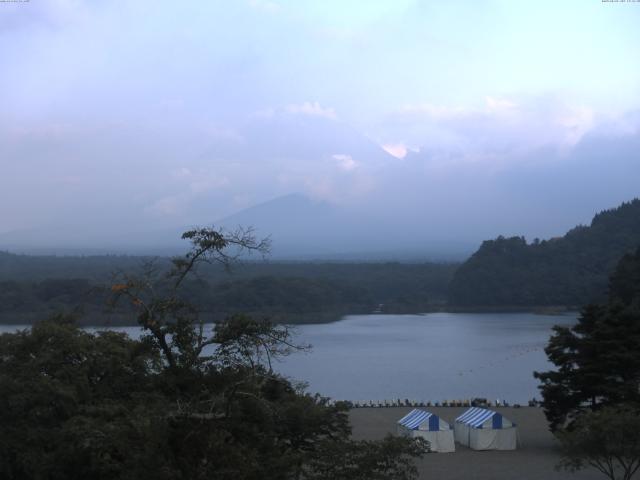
[534,246,640,431]
[0,227,428,479]
[109,226,272,371]
[304,435,428,480]
[557,405,640,480]
[0,314,165,480]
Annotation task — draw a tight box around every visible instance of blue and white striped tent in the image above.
[454,407,517,450]
[396,409,455,452]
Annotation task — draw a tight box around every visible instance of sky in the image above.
[1,0,639,254]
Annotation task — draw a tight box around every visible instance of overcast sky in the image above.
[1,0,639,251]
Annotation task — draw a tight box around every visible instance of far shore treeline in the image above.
[449,199,640,307]
[1,198,639,325]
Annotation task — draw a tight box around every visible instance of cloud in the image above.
[1,0,639,245]
[248,0,281,14]
[147,168,231,217]
[285,102,337,120]
[331,153,357,171]
[189,176,230,194]
[145,195,184,217]
[379,95,603,160]
[381,143,408,159]
[395,103,470,120]
[555,106,595,146]
[485,96,518,113]
[0,0,87,32]
[204,125,244,142]
[171,168,192,179]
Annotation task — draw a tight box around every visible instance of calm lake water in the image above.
[0,312,577,404]
[276,312,577,404]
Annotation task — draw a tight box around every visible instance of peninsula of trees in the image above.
[449,199,640,307]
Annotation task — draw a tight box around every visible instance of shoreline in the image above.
[421,305,579,315]
[349,406,601,480]
[0,306,580,327]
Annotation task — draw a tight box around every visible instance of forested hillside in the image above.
[4,199,639,319]
[0,253,457,324]
[449,199,640,306]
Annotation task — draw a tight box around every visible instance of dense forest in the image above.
[0,229,427,479]
[0,253,457,325]
[449,199,640,307]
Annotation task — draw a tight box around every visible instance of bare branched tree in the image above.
[110,226,271,369]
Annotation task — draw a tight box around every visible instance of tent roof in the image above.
[397,409,437,430]
[455,407,504,428]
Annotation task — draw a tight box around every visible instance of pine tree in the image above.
[534,247,640,431]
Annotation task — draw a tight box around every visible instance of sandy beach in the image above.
[349,407,603,480]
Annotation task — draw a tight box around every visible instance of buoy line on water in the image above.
[456,345,543,377]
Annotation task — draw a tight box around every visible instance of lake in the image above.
[0,312,577,404]
[276,312,577,404]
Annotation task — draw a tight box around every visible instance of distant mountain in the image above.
[216,193,473,260]
[448,199,640,306]
[217,193,355,258]
[0,192,472,260]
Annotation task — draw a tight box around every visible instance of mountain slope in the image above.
[216,193,474,260]
[216,194,363,258]
[448,199,640,306]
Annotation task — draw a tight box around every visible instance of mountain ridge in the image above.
[448,198,640,306]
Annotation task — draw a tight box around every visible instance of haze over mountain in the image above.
[1,1,639,258]
[216,193,475,260]
[2,116,638,260]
